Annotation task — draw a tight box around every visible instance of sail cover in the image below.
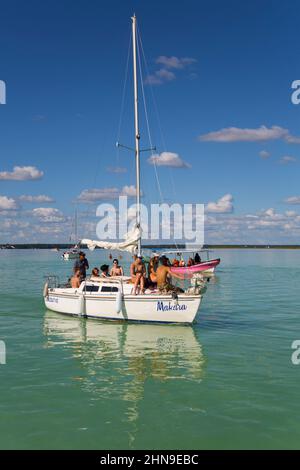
[81,226,141,254]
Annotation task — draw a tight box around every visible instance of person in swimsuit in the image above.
[110,259,124,276]
[71,269,81,288]
[148,254,159,284]
[156,256,183,294]
[100,264,110,278]
[132,256,146,295]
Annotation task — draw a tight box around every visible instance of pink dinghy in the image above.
[170,258,220,276]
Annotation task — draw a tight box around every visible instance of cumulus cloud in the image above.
[145,55,197,85]
[0,166,43,181]
[106,166,127,174]
[259,150,271,159]
[284,196,300,204]
[280,155,297,164]
[0,195,19,210]
[156,56,197,69]
[77,186,140,203]
[206,194,234,213]
[77,188,120,202]
[199,125,300,143]
[32,207,65,222]
[148,152,191,168]
[121,185,140,197]
[19,194,54,203]
[145,68,176,85]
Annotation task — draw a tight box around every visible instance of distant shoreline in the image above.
[1,244,300,250]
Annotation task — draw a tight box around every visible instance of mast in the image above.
[131,14,141,255]
[74,207,78,244]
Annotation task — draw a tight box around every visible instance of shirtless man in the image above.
[156,256,183,293]
[71,269,81,288]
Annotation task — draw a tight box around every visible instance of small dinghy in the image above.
[170,258,220,276]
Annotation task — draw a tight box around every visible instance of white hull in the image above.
[44,279,203,324]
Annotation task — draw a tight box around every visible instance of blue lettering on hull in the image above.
[157,301,187,312]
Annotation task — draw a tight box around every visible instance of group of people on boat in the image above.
[69,250,203,294]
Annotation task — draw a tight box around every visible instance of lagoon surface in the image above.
[1,249,300,449]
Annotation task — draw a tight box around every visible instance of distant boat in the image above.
[62,247,79,260]
[62,208,80,260]
[163,249,221,275]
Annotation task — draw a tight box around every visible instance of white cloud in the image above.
[284,196,300,204]
[0,166,43,181]
[0,195,19,210]
[259,150,271,159]
[121,185,140,197]
[106,166,127,174]
[280,155,297,164]
[77,186,140,203]
[145,68,176,85]
[148,152,191,168]
[206,194,234,213]
[156,56,197,69]
[199,125,300,143]
[77,188,120,202]
[145,55,197,85]
[19,194,54,203]
[32,207,65,222]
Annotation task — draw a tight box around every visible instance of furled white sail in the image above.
[81,226,141,254]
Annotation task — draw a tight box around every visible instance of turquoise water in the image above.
[1,249,300,449]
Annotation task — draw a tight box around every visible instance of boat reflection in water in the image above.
[43,313,205,446]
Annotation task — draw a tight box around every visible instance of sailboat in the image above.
[43,15,207,324]
[62,208,80,260]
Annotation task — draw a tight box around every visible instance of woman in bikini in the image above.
[132,257,146,295]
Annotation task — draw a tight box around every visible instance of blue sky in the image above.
[1,0,300,244]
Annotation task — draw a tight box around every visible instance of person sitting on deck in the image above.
[172,258,180,267]
[179,259,185,267]
[71,269,81,288]
[130,255,138,279]
[156,256,184,294]
[131,256,146,295]
[110,259,124,276]
[100,264,110,278]
[187,257,194,267]
[91,267,100,277]
[148,254,159,285]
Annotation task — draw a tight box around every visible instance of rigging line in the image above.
[137,26,180,250]
[136,25,164,204]
[116,28,132,165]
[137,28,178,204]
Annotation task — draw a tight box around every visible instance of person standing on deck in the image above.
[74,252,89,280]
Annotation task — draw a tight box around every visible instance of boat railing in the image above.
[44,275,60,288]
